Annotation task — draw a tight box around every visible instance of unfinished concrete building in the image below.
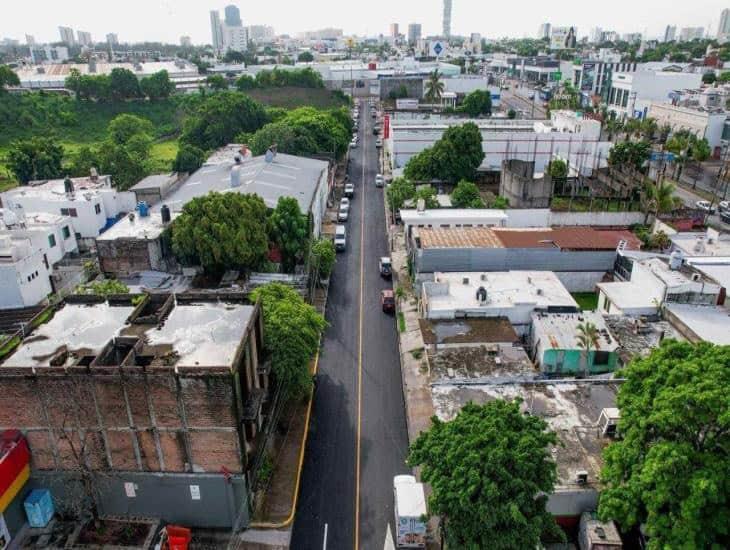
[499,159,553,208]
[0,292,269,529]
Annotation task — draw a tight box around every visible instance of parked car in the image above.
[338,206,349,222]
[375,174,384,187]
[376,138,383,148]
[379,257,392,278]
[718,200,729,213]
[334,225,346,251]
[381,289,395,313]
[344,183,355,198]
[696,200,715,214]
[340,197,350,211]
[350,139,358,149]
[721,210,730,224]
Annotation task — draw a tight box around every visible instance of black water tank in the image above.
[161,204,171,224]
[63,177,74,194]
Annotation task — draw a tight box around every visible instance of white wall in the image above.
[0,252,52,309]
[555,271,606,293]
[505,209,645,228]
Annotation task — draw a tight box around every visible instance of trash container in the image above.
[24,489,54,528]
[165,525,191,550]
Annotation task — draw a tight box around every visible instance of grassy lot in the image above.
[149,139,180,173]
[571,292,599,311]
[245,87,349,110]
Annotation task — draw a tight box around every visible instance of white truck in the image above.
[393,475,427,548]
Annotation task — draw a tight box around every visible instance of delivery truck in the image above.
[393,475,427,548]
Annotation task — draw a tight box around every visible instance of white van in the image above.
[393,475,427,548]
[334,225,347,251]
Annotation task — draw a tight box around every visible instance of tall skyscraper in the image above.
[589,27,603,43]
[210,10,223,50]
[390,23,399,38]
[224,5,242,27]
[408,23,422,46]
[25,34,35,46]
[77,31,93,47]
[180,36,192,47]
[679,26,704,42]
[58,26,75,46]
[106,33,119,46]
[664,25,676,42]
[442,0,452,37]
[717,9,730,41]
[538,23,551,40]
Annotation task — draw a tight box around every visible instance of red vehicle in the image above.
[381,289,395,313]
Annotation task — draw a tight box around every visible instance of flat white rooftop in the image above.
[596,281,661,310]
[532,311,619,352]
[400,208,508,225]
[665,304,730,345]
[3,175,112,203]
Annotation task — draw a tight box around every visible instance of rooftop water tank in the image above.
[137,201,149,217]
[230,165,242,188]
[669,250,683,270]
[161,204,171,224]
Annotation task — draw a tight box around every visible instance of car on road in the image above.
[696,200,715,214]
[373,125,380,135]
[350,139,358,149]
[721,210,730,224]
[375,174,384,187]
[393,475,427,548]
[340,197,350,210]
[337,205,349,222]
[718,200,729,213]
[344,183,354,198]
[334,225,346,251]
[376,138,383,148]
[379,257,392,278]
[381,289,395,313]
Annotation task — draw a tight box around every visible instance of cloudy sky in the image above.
[1,0,727,45]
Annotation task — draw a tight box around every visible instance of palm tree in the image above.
[642,178,682,224]
[575,321,598,378]
[424,69,444,104]
[640,117,658,141]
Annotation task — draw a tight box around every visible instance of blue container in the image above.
[137,201,149,217]
[24,488,54,528]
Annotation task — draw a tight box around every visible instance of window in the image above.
[593,351,610,366]
[75,232,82,240]
[94,204,101,215]
[69,208,78,217]
[60,208,69,216]
[48,234,56,248]
[62,226,71,239]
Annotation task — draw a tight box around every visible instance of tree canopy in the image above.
[404,122,484,183]
[608,140,651,171]
[180,91,268,151]
[0,64,19,92]
[140,70,175,101]
[7,137,64,184]
[599,341,730,549]
[450,180,484,208]
[547,159,568,179]
[297,51,314,62]
[171,192,269,273]
[409,400,563,549]
[386,177,416,212]
[310,238,336,279]
[460,89,492,117]
[172,143,206,174]
[268,197,309,273]
[250,282,326,397]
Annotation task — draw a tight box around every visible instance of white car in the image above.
[338,206,349,222]
[375,174,384,187]
[696,200,715,214]
[376,138,383,148]
[340,197,350,211]
[350,139,358,149]
[718,200,729,212]
[344,183,355,197]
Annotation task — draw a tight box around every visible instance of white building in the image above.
[387,110,611,175]
[106,33,119,46]
[180,36,192,47]
[678,27,704,42]
[0,234,53,309]
[538,23,551,40]
[1,175,136,246]
[29,45,69,64]
[664,26,677,43]
[719,9,730,42]
[58,26,75,46]
[0,210,79,268]
[222,25,248,52]
[647,102,727,152]
[421,271,578,333]
[606,70,702,119]
[77,31,93,47]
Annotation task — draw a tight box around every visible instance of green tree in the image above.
[310,238,336,279]
[424,69,445,103]
[490,195,509,209]
[108,68,141,100]
[140,70,174,100]
[460,89,492,117]
[172,143,205,173]
[297,51,314,62]
[386,177,416,211]
[575,321,598,376]
[180,91,268,150]
[409,400,563,549]
[690,137,711,162]
[642,178,681,224]
[507,108,517,119]
[96,140,148,190]
[67,145,100,177]
[719,71,730,83]
[608,140,651,171]
[547,159,568,179]
[235,74,257,90]
[598,341,730,549]
[268,197,309,273]
[450,180,484,208]
[206,74,228,90]
[0,64,19,92]
[172,192,269,273]
[702,72,717,84]
[107,114,154,147]
[414,185,439,209]
[7,137,64,184]
[404,123,485,183]
[250,283,326,397]
[76,279,129,296]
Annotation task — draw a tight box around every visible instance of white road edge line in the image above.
[323,522,328,550]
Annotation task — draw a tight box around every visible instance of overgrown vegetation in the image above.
[404,123,484,183]
[76,279,130,296]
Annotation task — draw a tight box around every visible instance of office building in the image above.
[24,34,35,46]
[58,26,75,46]
[538,23,551,40]
[679,27,704,42]
[77,31,92,47]
[247,25,274,42]
[106,33,118,45]
[222,25,248,52]
[390,23,399,38]
[180,35,192,47]
[606,69,701,119]
[408,23,422,45]
[623,32,642,44]
[589,27,603,43]
[29,45,69,64]
[442,0,452,37]
[224,4,242,27]
[664,25,676,42]
[210,10,223,50]
[718,8,730,42]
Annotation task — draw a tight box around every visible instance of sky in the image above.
[1,0,728,45]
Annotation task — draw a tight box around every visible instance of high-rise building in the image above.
[717,9,730,41]
[679,26,704,42]
[442,0,452,37]
[210,10,223,50]
[180,36,192,47]
[224,4,242,27]
[664,25,676,42]
[408,23,422,45]
[589,27,603,43]
[77,31,92,47]
[538,23,551,40]
[247,25,275,42]
[106,33,118,46]
[222,25,248,52]
[390,23,399,38]
[25,34,35,46]
[58,26,75,46]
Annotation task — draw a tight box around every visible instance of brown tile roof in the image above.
[417,227,504,249]
[493,227,641,251]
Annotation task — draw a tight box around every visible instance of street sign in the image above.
[430,41,446,57]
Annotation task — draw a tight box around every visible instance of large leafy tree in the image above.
[460,89,492,117]
[107,114,153,148]
[608,140,651,171]
[268,197,309,273]
[310,238,336,279]
[7,137,64,184]
[599,341,730,549]
[97,114,154,189]
[0,64,19,92]
[108,68,141,100]
[386,177,416,211]
[171,192,269,273]
[250,283,326,397]
[180,91,268,150]
[172,144,205,174]
[140,70,174,100]
[450,180,484,208]
[642,178,681,224]
[404,122,484,183]
[409,400,563,549]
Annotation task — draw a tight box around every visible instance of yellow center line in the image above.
[354,102,367,550]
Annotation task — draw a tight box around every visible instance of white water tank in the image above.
[230,165,242,188]
[669,250,683,270]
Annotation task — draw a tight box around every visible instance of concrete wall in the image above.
[540,348,618,375]
[554,271,607,292]
[504,208,645,228]
[499,160,552,208]
[379,77,424,99]
[97,237,168,277]
[0,252,52,309]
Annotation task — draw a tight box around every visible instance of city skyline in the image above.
[1,0,727,45]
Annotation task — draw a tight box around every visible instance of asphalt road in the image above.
[500,86,547,119]
[291,101,410,550]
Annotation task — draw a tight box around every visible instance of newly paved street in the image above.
[291,101,410,549]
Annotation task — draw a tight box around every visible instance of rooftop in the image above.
[492,227,641,251]
[531,311,619,353]
[129,173,180,191]
[604,315,682,365]
[96,211,173,241]
[431,381,620,486]
[670,232,730,257]
[2,175,113,202]
[399,208,508,225]
[417,227,504,249]
[664,304,730,345]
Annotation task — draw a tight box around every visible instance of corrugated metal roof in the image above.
[493,227,640,251]
[418,227,504,249]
